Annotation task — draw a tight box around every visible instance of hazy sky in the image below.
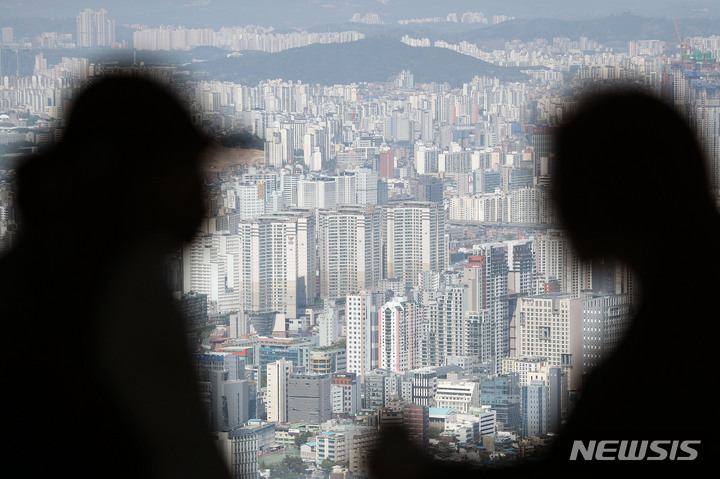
[2,0,718,29]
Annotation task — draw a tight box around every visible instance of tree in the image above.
[294,430,314,447]
[283,455,306,475]
[264,454,307,479]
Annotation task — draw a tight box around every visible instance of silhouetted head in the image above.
[17,74,209,247]
[552,87,717,269]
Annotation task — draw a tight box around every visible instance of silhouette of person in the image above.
[541,86,720,475]
[369,87,719,478]
[1,75,230,478]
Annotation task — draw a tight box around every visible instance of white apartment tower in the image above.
[318,205,383,299]
[236,211,316,318]
[264,124,291,168]
[182,231,241,314]
[76,9,115,47]
[385,201,446,288]
[534,231,592,296]
[424,285,481,367]
[514,293,583,391]
[297,177,337,209]
[266,359,292,423]
[378,299,423,372]
[345,292,382,381]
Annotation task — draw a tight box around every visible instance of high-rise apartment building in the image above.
[414,143,440,174]
[266,359,292,423]
[297,177,337,209]
[353,168,379,205]
[335,172,356,206]
[534,230,592,297]
[521,379,549,438]
[228,182,266,220]
[318,205,383,299]
[182,231,241,314]
[236,211,315,318]
[345,292,382,381]
[379,146,393,178]
[689,84,720,196]
[581,292,632,374]
[264,124,291,167]
[514,293,584,390]
[76,9,115,47]
[423,285,480,367]
[507,239,537,295]
[462,244,509,372]
[378,299,422,372]
[385,201,446,288]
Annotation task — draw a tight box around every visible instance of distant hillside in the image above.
[187,36,530,87]
[458,14,720,48]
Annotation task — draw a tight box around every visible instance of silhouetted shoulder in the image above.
[1,74,229,478]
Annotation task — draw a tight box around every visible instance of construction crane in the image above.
[665,14,691,61]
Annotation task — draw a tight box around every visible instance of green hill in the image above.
[187,36,530,87]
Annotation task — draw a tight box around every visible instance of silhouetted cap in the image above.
[16,74,209,244]
[61,74,208,178]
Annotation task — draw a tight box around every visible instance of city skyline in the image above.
[1,4,718,478]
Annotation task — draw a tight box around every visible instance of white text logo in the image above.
[569,440,700,461]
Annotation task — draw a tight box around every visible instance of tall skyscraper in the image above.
[346,291,382,381]
[462,244,509,373]
[182,231,240,314]
[521,379,549,437]
[76,9,115,47]
[379,146,393,178]
[534,230,592,296]
[424,285,480,367]
[514,293,584,391]
[236,211,316,318]
[385,201,446,288]
[581,292,632,375]
[378,298,422,372]
[318,205,383,299]
[266,359,292,423]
